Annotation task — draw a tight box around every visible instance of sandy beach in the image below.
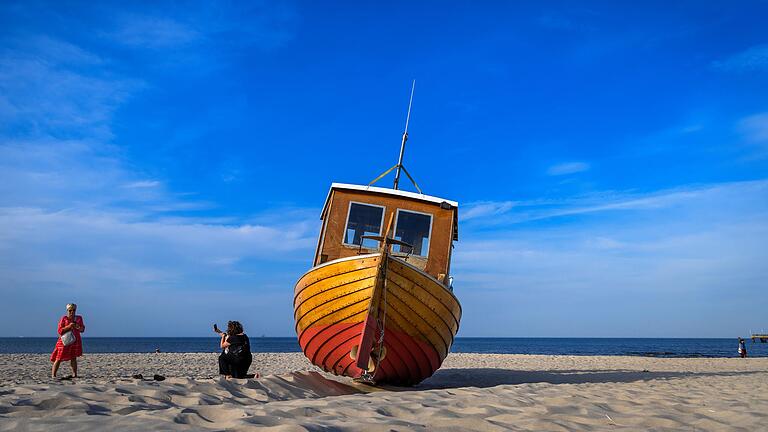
[0,353,765,431]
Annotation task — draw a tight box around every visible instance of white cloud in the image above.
[123,180,161,189]
[0,206,315,275]
[102,4,297,54]
[0,139,186,211]
[0,38,138,139]
[546,161,590,176]
[585,236,626,250]
[453,180,768,337]
[735,112,768,159]
[712,44,768,72]
[23,36,104,66]
[0,28,312,336]
[459,180,768,227]
[108,15,201,49]
[0,205,319,336]
[739,112,768,144]
[461,201,516,221]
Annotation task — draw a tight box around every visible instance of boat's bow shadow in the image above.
[413,367,761,390]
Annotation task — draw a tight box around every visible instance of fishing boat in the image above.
[293,84,461,386]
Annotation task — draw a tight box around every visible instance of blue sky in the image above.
[1,1,767,337]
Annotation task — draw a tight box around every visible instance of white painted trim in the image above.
[393,208,433,258]
[342,201,386,248]
[329,183,458,208]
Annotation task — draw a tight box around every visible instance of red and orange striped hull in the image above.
[294,253,461,386]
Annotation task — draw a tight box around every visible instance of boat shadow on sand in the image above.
[412,368,764,390]
[244,369,765,397]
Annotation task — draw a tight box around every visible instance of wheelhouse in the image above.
[313,183,459,285]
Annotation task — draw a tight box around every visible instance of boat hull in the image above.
[294,253,461,386]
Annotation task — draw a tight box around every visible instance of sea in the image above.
[2,337,766,358]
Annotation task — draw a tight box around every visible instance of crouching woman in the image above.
[217,321,252,378]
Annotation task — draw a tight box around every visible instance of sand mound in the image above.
[0,354,766,430]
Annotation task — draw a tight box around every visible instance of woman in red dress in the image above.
[51,303,85,378]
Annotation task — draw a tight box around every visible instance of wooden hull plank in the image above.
[389,258,462,326]
[295,280,373,330]
[295,261,378,307]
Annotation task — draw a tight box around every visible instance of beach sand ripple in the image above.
[0,353,765,430]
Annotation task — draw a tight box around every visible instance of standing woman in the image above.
[51,303,85,378]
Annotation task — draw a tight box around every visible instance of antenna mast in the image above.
[367,80,423,193]
[393,80,415,190]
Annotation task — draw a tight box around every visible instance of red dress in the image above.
[50,315,85,362]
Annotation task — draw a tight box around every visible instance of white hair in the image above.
[66,303,77,311]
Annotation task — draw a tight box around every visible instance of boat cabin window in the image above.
[343,202,385,249]
[393,209,432,257]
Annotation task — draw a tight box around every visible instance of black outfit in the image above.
[218,334,252,378]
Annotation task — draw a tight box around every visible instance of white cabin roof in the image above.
[322,183,458,212]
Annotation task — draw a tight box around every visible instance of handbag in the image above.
[61,330,76,346]
[228,335,249,357]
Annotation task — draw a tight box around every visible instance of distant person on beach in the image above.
[51,303,85,378]
[738,338,747,358]
[214,321,253,378]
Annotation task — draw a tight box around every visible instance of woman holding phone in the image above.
[214,321,253,378]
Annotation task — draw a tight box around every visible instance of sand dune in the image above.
[1,353,766,430]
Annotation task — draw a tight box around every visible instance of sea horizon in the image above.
[4,336,766,358]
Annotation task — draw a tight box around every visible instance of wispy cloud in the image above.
[21,35,104,66]
[108,15,201,49]
[712,44,768,72]
[102,3,297,54]
[0,9,306,336]
[123,180,161,189]
[0,138,188,211]
[0,205,317,336]
[739,112,768,143]
[546,161,590,176]
[454,179,768,337]
[461,179,768,228]
[0,37,138,140]
[461,201,517,221]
